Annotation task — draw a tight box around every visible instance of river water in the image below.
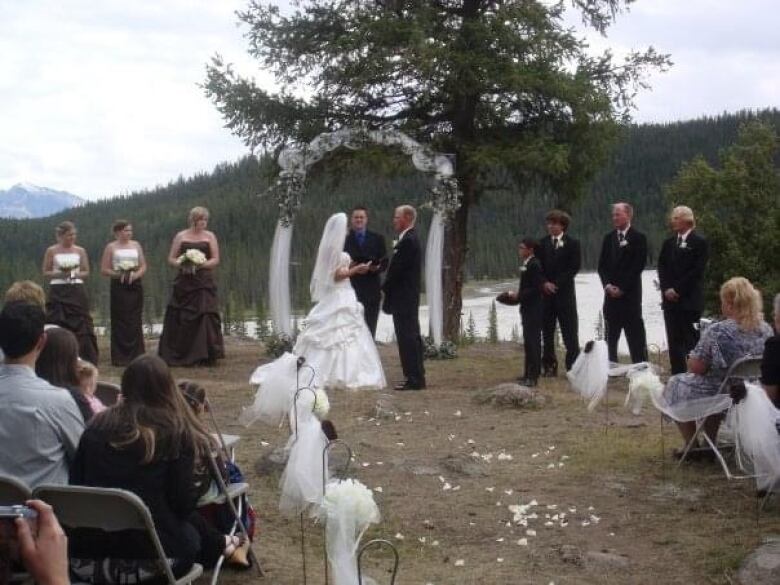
[231,270,666,357]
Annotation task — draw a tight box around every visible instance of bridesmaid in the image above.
[158,207,225,366]
[100,219,147,366]
[42,221,99,364]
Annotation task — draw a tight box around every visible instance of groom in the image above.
[382,205,426,391]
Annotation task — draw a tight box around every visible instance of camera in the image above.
[0,506,37,520]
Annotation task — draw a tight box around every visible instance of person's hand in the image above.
[353,262,371,275]
[15,500,69,585]
[127,271,137,284]
[663,288,679,302]
[543,282,558,295]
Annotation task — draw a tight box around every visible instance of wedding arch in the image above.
[266,127,461,346]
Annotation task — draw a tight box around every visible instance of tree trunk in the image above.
[442,172,476,341]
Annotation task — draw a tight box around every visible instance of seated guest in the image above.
[4,280,46,309]
[35,326,95,423]
[77,359,107,416]
[762,293,780,406]
[0,302,84,488]
[2,280,47,363]
[70,355,249,574]
[664,277,772,451]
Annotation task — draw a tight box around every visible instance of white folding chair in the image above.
[94,382,121,407]
[33,485,203,585]
[677,355,764,479]
[0,475,31,505]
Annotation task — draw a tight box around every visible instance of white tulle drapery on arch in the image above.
[265,128,461,344]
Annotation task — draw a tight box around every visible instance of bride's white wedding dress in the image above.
[245,214,385,402]
[293,250,386,390]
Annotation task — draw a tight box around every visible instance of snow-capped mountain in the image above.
[0,183,84,219]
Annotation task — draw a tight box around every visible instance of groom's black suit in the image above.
[382,227,425,388]
[344,229,387,337]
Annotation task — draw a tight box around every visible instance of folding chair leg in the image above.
[676,420,706,469]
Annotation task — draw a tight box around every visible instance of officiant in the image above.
[344,206,388,338]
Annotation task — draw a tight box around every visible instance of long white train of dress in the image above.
[292,252,386,390]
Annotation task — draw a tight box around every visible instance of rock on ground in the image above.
[472,383,548,409]
[738,536,780,585]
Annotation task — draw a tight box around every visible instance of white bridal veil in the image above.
[310,213,348,303]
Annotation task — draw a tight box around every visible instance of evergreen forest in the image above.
[1,109,778,323]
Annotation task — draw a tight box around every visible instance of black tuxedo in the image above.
[597,226,648,363]
[518,256,544,381]
[657,230,709,374]
[344,229,387,337]
[537,233,581,371]
[382,228,425,387]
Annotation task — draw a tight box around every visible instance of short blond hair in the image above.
[720,277,763,331]
[672,205,695,228]
[4,280,46,309]
[613,202,634,219]
[397,204,417,224]
[188,206,210,226]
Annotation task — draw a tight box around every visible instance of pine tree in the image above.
[464,311,477,345]
[204,0,669,340]
[487,300,499,344]
[510,324,520,344]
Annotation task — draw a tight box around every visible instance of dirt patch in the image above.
[96,337,780,585]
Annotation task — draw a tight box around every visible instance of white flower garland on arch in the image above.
[266,128,460,345]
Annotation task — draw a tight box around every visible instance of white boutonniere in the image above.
[392,239,399,249]
[519,266,527,273]
[619,239,628,248]
[679,241,688,249]
[558,240,564,249]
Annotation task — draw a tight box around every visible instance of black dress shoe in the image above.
[517,377,538,387]
[394,381,408,390]
[395,382,426,391]
[542,364,558,377]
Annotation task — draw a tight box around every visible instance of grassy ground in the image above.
[98,337,780,585]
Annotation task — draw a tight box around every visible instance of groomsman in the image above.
[382,205,426,390]
[510,238,544,386]
[344,206,387,338]
[537,209,581,375]
[597,202,648,363]
[657,206,709,374]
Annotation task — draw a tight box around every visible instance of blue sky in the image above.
[1,0,778,200]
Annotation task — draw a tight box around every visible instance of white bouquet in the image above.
[116,259,139,283]
[313,387,330,419]
[57,258,80,281]
[176,248,207,274]
[319,478,381,585]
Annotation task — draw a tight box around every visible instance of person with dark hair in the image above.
[35,327,94,423]
[70,355,249,575]
[657,206,709,375]
[344,206,387,338]
[537,209,581,375]
[159,207,225,367]
[42,221,99,365]
[498,239,544,386]
[0,302,84,488]
[761,293,780,406]
[597,202,648,363]
[100,219,147,365]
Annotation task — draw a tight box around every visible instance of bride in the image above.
[258,212,387,391]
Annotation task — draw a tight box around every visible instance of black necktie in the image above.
[618,232,625,243]
[554,238,559,250]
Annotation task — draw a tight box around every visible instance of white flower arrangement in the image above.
[58,258,80,271]
[313,387,330,419]
[319,478,380,527]
[176,248,207,273]
[116,260,138,272]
